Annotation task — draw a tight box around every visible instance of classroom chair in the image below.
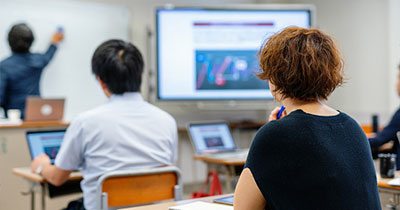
[96,166,183,210]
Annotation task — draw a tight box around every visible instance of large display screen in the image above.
[156,6,314,100]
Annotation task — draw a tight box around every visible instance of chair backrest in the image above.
[96,166,183,210]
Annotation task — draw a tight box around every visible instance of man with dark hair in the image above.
[30,40,178,210]
[0,23,64,118]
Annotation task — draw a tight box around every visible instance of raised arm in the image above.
[40,31,64,67]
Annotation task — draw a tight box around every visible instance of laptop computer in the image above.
[187,121,248,159]
[26,130,66,164]
[26,130,81,197]
[25,97,65,121]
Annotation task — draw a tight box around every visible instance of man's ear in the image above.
[97,76,112,98]
[97,76,107,90]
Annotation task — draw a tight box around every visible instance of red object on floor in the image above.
[191,171,223,198]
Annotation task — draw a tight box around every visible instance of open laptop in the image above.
[187,121,248,159]
[26,130,66,164]
[25,97,65,121]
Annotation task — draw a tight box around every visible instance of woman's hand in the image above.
[268,106,287,122]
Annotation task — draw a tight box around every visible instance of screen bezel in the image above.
[155,4,316,102]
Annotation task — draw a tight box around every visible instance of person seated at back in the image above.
[30,39,178,210]
[234,27,381,210]
[368,67,400,168]
[0,23,64,118]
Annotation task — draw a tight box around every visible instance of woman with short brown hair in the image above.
[234,27,381,210]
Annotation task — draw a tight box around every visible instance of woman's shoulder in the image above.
[253,117,299,146]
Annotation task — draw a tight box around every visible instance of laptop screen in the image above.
[26,130,66,164]
[188,123,236,153]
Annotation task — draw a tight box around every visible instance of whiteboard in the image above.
[0,0,131,121]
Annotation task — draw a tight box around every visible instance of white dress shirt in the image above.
[55,92,178,210]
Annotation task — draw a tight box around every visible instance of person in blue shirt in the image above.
[369,68,400,169]
[0,23,64,119]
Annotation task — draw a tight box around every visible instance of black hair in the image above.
[91,39,144,94]
[8,23,34,53]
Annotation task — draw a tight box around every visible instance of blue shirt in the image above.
[0,44,57,118]
[369,107,400,168]
[55,92,178,210]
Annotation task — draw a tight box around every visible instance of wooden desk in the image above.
[119,194,232,210]
[12,167,82,210]
[0,121,70,210]
[193,155,246,193]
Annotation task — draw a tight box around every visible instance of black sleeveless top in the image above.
[245,110,381,210]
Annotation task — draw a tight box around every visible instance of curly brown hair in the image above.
[258,27,344,102]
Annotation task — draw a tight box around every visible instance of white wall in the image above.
[389,0,400,112]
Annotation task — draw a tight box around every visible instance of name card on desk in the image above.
[169,201,233,210]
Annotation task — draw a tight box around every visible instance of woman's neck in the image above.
[281,98,339,116]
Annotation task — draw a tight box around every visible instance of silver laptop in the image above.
[187,121,248,159]
[25,97,65,121]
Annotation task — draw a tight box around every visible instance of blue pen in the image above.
[276,106,285,119]
[57,26,64,34]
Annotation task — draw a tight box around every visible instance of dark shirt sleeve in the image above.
[40,44,58,68]
[0,65,7,107]
[369,108,400,148]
